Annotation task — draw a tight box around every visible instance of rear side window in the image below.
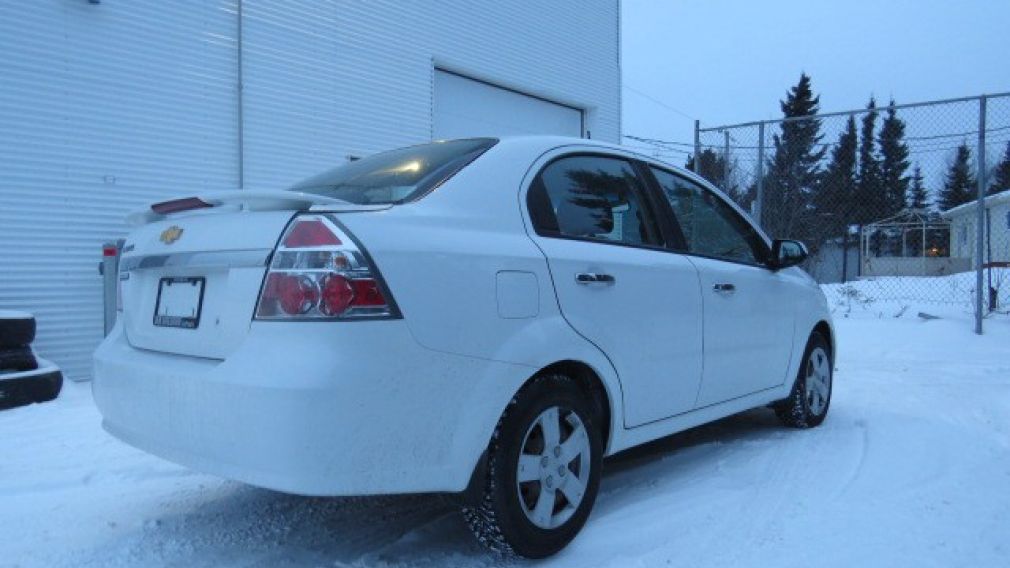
[290,138,496,204]
[651,167,767,264]
[528,155,662,247]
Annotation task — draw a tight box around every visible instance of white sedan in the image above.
[93,136,834,558]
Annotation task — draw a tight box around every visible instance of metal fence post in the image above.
[723,130,730,192]
[974,95,987,335]
[754,121,765,226]
[693,120,701,174]
[100,239,124,336]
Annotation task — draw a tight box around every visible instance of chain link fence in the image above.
[632,92,1010,332]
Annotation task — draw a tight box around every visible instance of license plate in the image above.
[153,277,205,329]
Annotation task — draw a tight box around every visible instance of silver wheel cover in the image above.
[516,406,592,530]
[804,346,832,416]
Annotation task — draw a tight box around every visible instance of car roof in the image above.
[483,135,686,170]
[484,135,706,186]
[488,134,627,153]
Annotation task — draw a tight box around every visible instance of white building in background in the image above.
[0,1,621,379]
[942,189,1010,269]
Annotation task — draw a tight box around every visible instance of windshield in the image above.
[290,138,497,204]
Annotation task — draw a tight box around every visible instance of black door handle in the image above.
[713,283,736,293]
[576,272,616,285]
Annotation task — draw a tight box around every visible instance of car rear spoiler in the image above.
[126,190,387,225]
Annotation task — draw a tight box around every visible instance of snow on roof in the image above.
[941,188,1010,218]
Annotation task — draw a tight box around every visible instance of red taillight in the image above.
[319,274,354,315]
[255,215,396,320]
[350,278,386,307]
[270,274,319,315]
[283,219,342,248]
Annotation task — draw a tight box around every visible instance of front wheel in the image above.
[463,373,602,559]
[775,332,833,428]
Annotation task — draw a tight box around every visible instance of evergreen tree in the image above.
[853,97,882,224]
[905,165,941,256]
[814,115,858,239]
[907,164,929,210]
[685,149,726,188]
[878,100,910,215]
[762,73,825,237]
[686,149,748,208]
[988,141,1010,195]
[937,143,977,210]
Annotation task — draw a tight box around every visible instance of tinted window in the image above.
[531,156,661,247]
[291,138,496,204]
[651,167,764,264]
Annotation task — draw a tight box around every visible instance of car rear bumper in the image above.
[93,320,531,496]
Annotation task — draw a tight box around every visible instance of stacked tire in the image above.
[0,311,63,410]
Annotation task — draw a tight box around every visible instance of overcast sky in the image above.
[621,0,1009,146]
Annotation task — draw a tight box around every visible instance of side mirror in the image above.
[770,239,808,270]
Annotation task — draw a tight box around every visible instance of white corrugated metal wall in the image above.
[0,0,620,380]
[0,1,238,380]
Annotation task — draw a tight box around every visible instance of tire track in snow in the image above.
[59,488,462,568]
[835,418,870,499]
[711,427,816,566]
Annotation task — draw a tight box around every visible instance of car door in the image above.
[648,167,796,407]
[524,152,704,427]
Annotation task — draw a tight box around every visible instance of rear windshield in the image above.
[290,138,497,204]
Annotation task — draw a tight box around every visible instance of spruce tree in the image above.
[903,165,933,257]
[937,143,977,210]
[878,100,910,215]
[907,164,929,210]
[687,149,747,207]
[988,141,1010,195]
[854,97,882,224]
[762,73,825,238]
[685,149,726,188]
[815,115,858,240]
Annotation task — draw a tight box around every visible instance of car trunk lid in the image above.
[120,192,389,360]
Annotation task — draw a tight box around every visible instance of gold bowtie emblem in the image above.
[160,226,184,245]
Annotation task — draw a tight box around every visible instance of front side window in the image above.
[529,155,662,247]
[291,138,496,204]
[651,167,765,264]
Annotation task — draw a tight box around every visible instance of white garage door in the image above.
[433,70,583,139]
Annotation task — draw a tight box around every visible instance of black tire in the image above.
[0,369,62,410]
[31,369,64,403]
[463,373,603,559]
[0,384,32,411]
[775,332,833,428]
[0,347,37,373]
[0,313,35,348]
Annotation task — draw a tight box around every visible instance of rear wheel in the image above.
[776,332,832,428]
[463,374,602,559]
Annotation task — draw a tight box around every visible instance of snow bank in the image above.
[822,268,1010,320]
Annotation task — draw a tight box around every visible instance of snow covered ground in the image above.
[2,306,1009,567]
[821,268,1010,320]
